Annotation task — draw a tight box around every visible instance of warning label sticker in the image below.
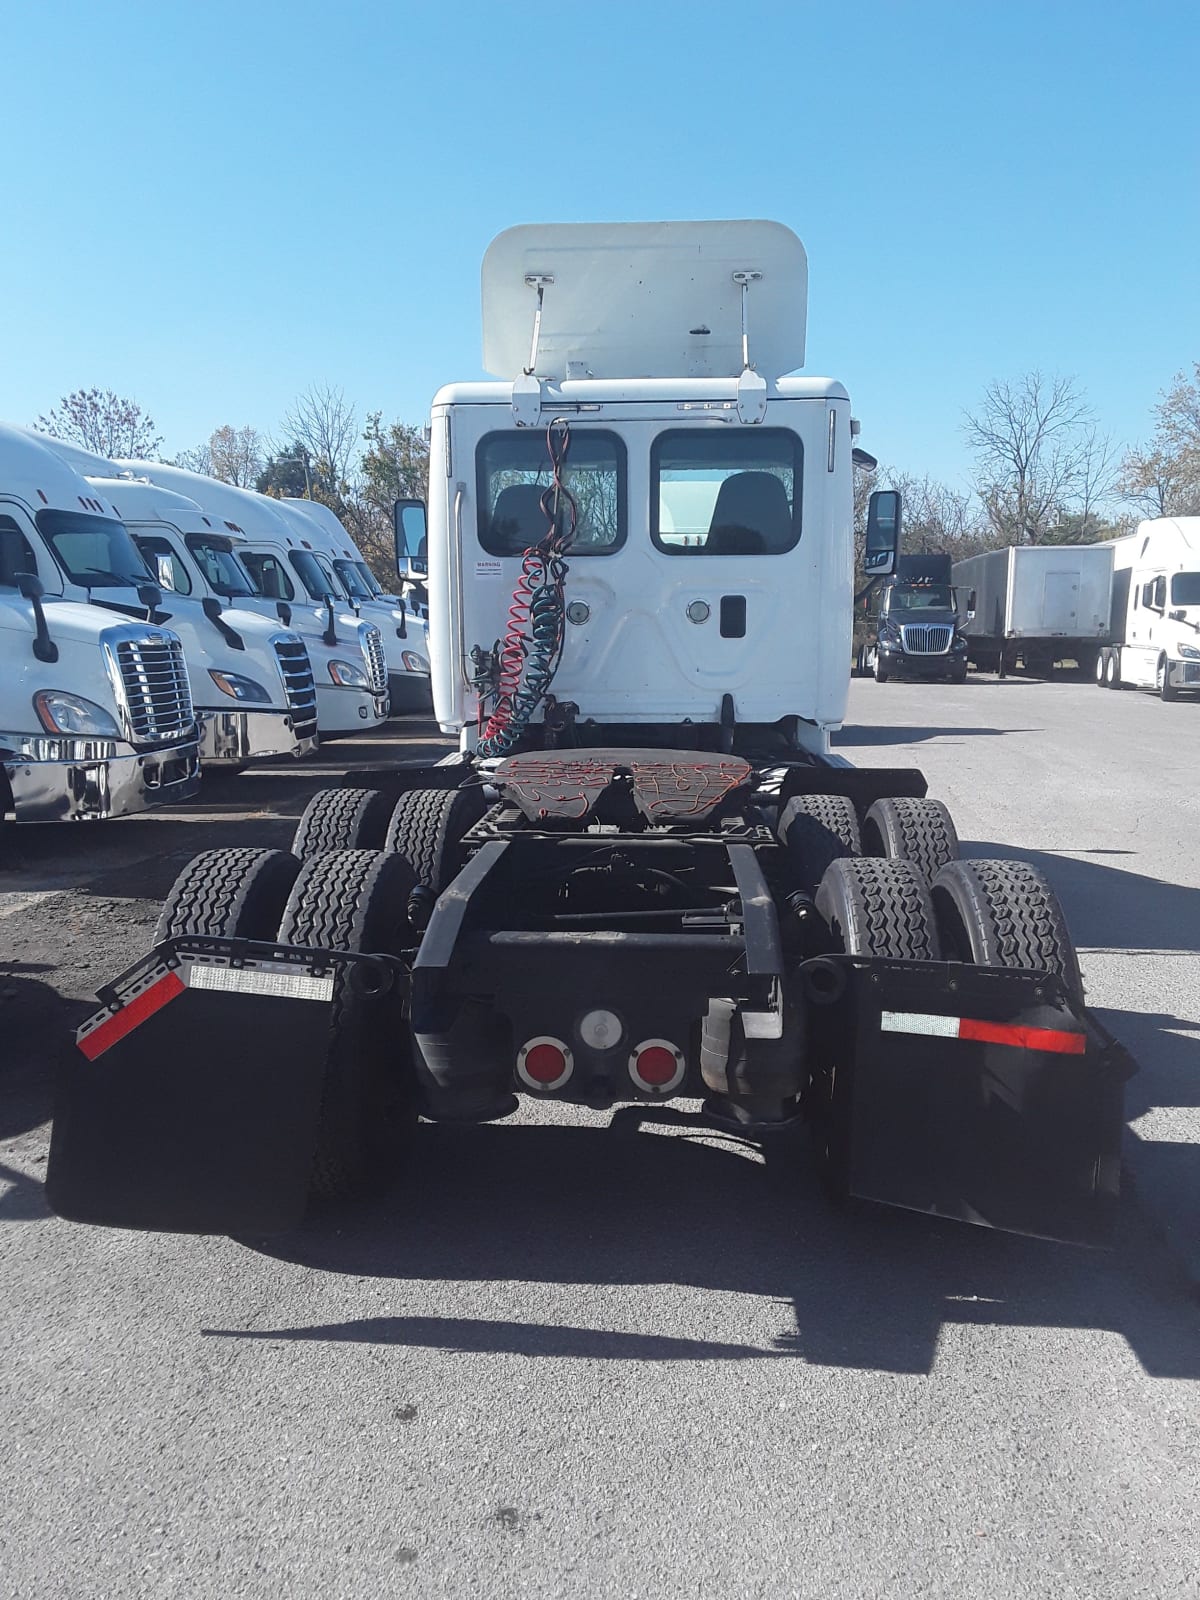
[475,560,503,579]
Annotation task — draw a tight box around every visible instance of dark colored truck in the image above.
[862,554,970,683]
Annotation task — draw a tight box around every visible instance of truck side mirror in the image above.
[15,570,44,601]
[967,589,977,620]
[864,490,901,576]
[137,582,164,622]
[394,499,429,579]
[16,571,58,663]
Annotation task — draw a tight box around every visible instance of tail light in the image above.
[629,1039,686,1094]
[516,1035,573,1092]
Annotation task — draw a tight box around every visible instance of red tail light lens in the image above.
[629,1039,686,1094]
[516,1035,573,1092]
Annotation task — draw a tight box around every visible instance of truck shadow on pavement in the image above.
[226,1113,1200,1381]
[834,724,1039,746]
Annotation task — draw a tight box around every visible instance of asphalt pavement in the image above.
[2,683,1198,1599]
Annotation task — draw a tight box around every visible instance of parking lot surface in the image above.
[3,682,1198,1599]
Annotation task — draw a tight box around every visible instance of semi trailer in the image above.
[1095,518,1200,698]
[952,543,1114,677]
[48,221,1132,1247]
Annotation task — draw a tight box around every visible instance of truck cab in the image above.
[115,463,391,735]
[275,497,433,712]
[866,554,969,683]
[1099,518,1200,699]
[0,430,200,823]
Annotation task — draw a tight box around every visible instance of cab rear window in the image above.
[477,431,626,556]
[651,429,802,555]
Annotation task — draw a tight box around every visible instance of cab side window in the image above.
[241,552,296,601]
[0,515,38,587]
[133,534,192,595]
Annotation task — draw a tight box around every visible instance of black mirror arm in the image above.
[16,573,58,663]
[323,595,337,647]
[275,601,292,627]
[201,595,245,652]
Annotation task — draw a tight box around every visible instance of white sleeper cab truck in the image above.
[49,222,1132,1251]
[1095,518,1200,698]
[274,497,432,713]
[16,429,318,770]
[0,430,200,823]
[116,464,389,737]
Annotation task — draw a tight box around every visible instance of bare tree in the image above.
[280,386,358,492]
[209,424,263,487]
[964,372,1097,544]
[37,387,162,458]
[173,441,213,474]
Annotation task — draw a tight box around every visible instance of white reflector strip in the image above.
[187,964,334,1003]
[880,1010,960,1039]
[742,1009,784,1040]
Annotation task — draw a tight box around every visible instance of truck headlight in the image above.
[33,690,121,738]
[401,650,430,674]
[1178,644,1200,661]
[208,670,273,703]
[328,659,370,688]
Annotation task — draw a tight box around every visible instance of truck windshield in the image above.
[888,584,954,612]
[1171,573,1200,606]
[36,509,152,589]
[333,558,373,599]
[185,535,255,597]
[355,560,384,597]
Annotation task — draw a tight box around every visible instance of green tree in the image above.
[1120,362,1200,516]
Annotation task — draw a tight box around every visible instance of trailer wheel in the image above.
[815,858,941,961]
[778,794,861,893]
[155,848,301,944]
[385,785,487,896]
[1095,649,1110,687]
[1156,655,1179,702]
[291,786,393,859]
[930,858,1082,1001]
[278,849,416,1200]
[861,797,960,883]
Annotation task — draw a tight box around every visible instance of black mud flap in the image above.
[806,957,1135,1246]
[47,938,401,1235]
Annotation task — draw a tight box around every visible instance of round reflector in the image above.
[516,1035,573,1092]
[579,1008,623,1050]
[629,1038,686,1094]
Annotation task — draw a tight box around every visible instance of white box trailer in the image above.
[952,544,1114,675]
[1095,518,1200,699]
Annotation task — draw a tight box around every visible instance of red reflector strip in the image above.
[881,1009,1086,1055]
[957,1017,1087,1055]
[78,971,185,1061]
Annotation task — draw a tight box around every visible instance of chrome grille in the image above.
[900,623,953,655]
[272,634,318,740]
[363,625,387,694]
[112,633,195,744]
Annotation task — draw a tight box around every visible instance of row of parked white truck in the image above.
[0,424,431,829]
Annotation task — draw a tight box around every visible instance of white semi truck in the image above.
[952,543,1114,677]
[274,497,433,712]
[1095,518,1200,699]
[0,430,200,824]
[115,463,390,737]
[14,426,320,768]
[49,221,1132,1250]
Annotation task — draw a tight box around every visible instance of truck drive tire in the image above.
[291,786,394,859]
[278,849,417,1201]
[155,847,301,944]
[778,794,861,893]
[875,662,890,683]
[1096,649,1110,687]
[385,785,487,897]
[930,858,1083,1001]
[861,797,960,883]
[815,857,941,961]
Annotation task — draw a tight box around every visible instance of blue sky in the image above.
[4,0,1196,492]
